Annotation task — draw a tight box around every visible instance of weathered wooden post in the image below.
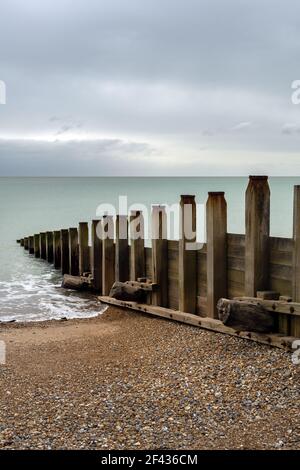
[24,237,29,250]
[292,185,300,337]
[206,192,227,318]
[130,211,145,280]
[60,229,69,275]
[78,222,90,275]
[102,216,115,295]
[53,231,61,269]
[20,238,24,247]
[179,195,197,314]
[115,215,129,282]
[91,220,102,292]
[34,234,40,258]
[28,236,34,255]
[39,233,47,260]
[152,205,168,307]
[245,176,270,297]
[69,228,79,276]
[46,231,54,263]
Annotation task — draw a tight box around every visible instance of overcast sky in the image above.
[1,0,300,175]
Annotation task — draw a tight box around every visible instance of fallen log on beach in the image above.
[217,298,275,333]
[61,274,89,291]
[109,281,147,302]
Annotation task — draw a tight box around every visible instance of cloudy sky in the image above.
[1,0,300,175]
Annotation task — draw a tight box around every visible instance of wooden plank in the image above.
[292,186,300,336]
[20,239,24,247]
[227,234,245,247]
[24,237,29,250]
[102,216,115,295]
[115,215,129,283]
[33,234,40,258]
[270,236,293,252]
[206,192,227,318]
[99,296,297,350]
[39,233,47,260]
[91,220,102,292]
[28,236,34,255]
[69,228,79,276]
[178,195,197,314]
[53,231,61,269]
[130,211,145,280]
[245,176,270,296]
[152,205,168,307]
[46,231,54,263]
[78,222,90,275]
[60,229,69,275]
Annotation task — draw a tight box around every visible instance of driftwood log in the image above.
[109,282,147,303]
[61,275,89,291]
[217,298,275,333]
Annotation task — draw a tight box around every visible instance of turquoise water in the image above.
[0,177,299,321]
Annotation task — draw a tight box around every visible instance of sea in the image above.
[0,177,299,322]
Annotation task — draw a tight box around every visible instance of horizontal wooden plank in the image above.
[227,234,245,247]
[270,237,293,253]
[270,263,292,281]
[269,278,292,297]
[228,257,245,271]
[99,296,297,350]
[227,244,245,258]
[270,250,293,266]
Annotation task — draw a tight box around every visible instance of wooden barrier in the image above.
[115,215,129,282]
[17,176,300,344]
[91,220,102,292]
[152,206,168,307]
[39,233,47,260]
[245,176,270,296]
[53,231,61,269]
[179,195,197,314]
[130,211,145,281]
[34,234,40,258]
[28,236,34,255]
[69,228,79,276]
[78,222,90,275]
[292,186,300,337]
[102,216,115,295]
[60,229,69,275]
[206,192,227,318]
[46,231,54,263]
[24,237,29,250]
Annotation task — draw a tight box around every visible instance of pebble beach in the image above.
[0,306,299,450]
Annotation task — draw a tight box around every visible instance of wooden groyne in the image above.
[17,176,300,350]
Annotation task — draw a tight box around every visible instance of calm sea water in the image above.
[0,177,299,322]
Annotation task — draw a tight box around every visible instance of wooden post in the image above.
[53,231,61,269]
[130,211,145,281]
[179,195,197,314]
[46,231,54,263]
[60,229,69,275]
[206,192,227,318]
[69,228,79,276]
[28,236,34,255]
[24,237,29,250]
[292,185,300,337]
[152,205,168,307]
[34,234,40,258]
[20,238,24,247]
[245,176,270,297]
[91,220,102,292]
[39,233,47,260]
[115,215,129,282]
[102,216,115,295]
[78,222,90,275]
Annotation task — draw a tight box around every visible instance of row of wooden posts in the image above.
[18,176,300,323]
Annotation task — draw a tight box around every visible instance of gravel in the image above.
[0,306,299,450]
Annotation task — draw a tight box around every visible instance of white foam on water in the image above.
[0,247,107,323]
